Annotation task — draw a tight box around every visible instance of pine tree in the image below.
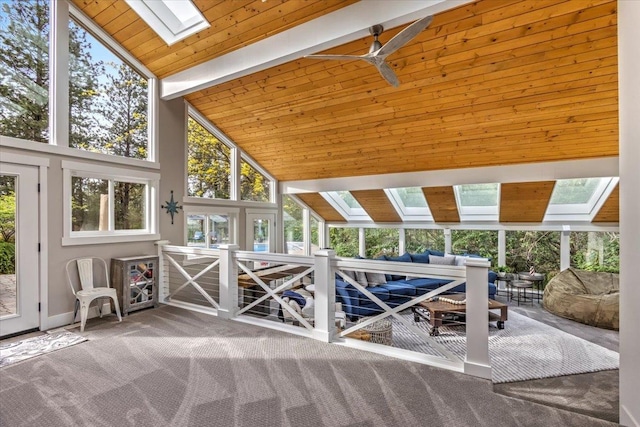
[0,0,49,142]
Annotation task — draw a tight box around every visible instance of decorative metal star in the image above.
[161,191,182,224]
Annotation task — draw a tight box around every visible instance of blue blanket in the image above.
[278,290,306,321]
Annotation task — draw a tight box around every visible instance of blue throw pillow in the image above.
[410,252,430,264]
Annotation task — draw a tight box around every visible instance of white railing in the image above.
[156,243,491,379]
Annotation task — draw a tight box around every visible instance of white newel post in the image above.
[218,244,239,320]
[313,249,336,342]
[464,259,492,379]
[155,240,170,302]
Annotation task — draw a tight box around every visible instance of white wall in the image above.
[618,0,640,424]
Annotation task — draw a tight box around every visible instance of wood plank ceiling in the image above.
[183,0,618,182]
[499,181,556,222]
[74,0,619,224]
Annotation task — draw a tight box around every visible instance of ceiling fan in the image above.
[304,15,433,87]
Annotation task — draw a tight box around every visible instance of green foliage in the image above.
[283,195,303,244]
[240,160,269,202]
[495,265,512,273]
[0,0,50,142]
[0,177,16,241]
[405,229,444,253]
[0,242,16,274]
[570,232,619,273]
[364,228,399,258]
[329,227,359,257]
[452,230,498,263]
[187,117,231,198]
[505,231,560,281]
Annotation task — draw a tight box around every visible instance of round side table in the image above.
[511,280,533,306]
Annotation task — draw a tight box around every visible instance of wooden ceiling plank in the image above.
[592,184,619,222]
[499,181,556,222]
[296,193,346,222]
[350,190,402,223]
[422,187,460,223]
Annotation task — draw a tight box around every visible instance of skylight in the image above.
[385,187,433,221]
[544,177,618,221]
[125,0,210,46]
[322,191,371,221]
[454,183,499,221]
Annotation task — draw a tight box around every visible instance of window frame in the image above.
[183,206,239,249]
[47,2,158,162]
[61,160,160,245]
[185,105,276,205]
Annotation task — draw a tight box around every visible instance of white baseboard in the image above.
[43,302,113,331]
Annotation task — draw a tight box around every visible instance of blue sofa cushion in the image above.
[386,252,412,280]
[405,277,452,295]
[380,281,417,297]
[409,252,430,264]
[427,249,445,257]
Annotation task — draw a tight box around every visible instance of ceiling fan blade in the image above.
[377,15,433,58]
[376,61,400,87]
[304,54,363,61]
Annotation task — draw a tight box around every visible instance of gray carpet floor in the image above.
[0,305,617,427]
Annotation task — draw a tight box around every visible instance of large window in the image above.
[364,228,398,258]
[187,116,231,199]
[570,231,619,273]
[283,195,303,254]
[0,0,50,143]
[240,158,270,202]
[505,231,560,278]
[62,161,159,245]
[68,19,148,158]
[329,227,359,257]
[451,230,498,263]
[71,177,146,231]
[405,229,444,253]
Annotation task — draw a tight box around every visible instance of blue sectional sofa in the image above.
[335,251,497,320]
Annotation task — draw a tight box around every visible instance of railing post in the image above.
[155,240,170,302]
[313,249,336,342]
[218,244,239,319]
[464,259,492,379]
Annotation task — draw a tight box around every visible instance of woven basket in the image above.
[356,318,393,345]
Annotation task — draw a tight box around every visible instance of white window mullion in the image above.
[49,0,69,147]
[231,147,240,201]
[108,180,115,231]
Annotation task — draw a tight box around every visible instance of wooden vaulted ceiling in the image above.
[74,0,620,224]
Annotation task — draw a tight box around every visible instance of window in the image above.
[283,195,303,254]
[68,19,148,159]
[385,187,432,221]
[364,228,399,258]
[544,177,618,221]
[186,211,234,249]
[329,227,359,257]
[310,215,320,254]
[62,160,159,245]
[570,231,619,273]
[451,230,498,262]
[125,0,210,46]
[505,230,560,277]
[454,183,499,221]
[187,116,231,199]
[405,229,444,253]
[0,0,50,143]
[241,158,271,202]
[322,191,370,221]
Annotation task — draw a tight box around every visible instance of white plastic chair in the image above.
[66,257,122,332]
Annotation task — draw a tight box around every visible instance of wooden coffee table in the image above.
[411,294,508,336]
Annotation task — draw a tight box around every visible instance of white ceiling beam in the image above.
[280,157,620,194]
[160,0,474,99]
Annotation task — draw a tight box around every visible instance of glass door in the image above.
[0,164,39,337]
[246,212,276,268]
